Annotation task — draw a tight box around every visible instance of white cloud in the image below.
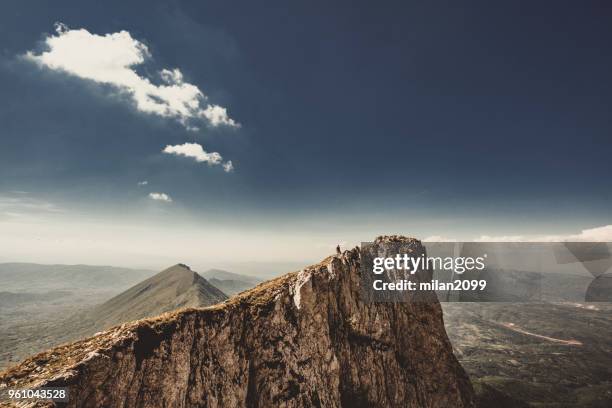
[25,23,239,130]
[474,225,612,242]
[474,235,527,242]
[137,180,148,186]
[0,193,64,221]
[423,235,457,242]
[163,142,222,164]
[573,225,612,240]
[0,195,63,214]
[202,105,235,127]
[223,160,234,173]
[148,192,172,203]
[163,142,234,172]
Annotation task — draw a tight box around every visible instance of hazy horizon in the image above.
[1,1,611,268]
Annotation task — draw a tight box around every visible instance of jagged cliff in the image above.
[0,236,474,407]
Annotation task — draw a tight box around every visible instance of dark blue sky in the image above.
[0,1,611,266]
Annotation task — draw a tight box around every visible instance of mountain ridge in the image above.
[0,236,475,407]
[200,268,261,284]
[58,264,228,339]
[202,268,262,295]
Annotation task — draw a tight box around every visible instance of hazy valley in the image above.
[0,263,260,371]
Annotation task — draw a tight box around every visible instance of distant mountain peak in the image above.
[54,264,228,342]
[99,265,227,318]
[201,268,261,284]
[201,268,263,295]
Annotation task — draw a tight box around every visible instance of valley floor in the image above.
[443,302,612,407]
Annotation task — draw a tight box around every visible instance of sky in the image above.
[1,0,611,271]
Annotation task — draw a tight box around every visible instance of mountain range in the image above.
[201,268,262,295]
[0,263,260,370]
[65,263,229,336]
[0,236,475,407]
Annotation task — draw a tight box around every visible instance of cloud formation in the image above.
[0,194,63,219]
[423,235,457,242]
[137,180,148,186]
[423,225,612,243]
[222,161,234,173]
[474,225,612,242]
[25,23,239,130]
[148,192,172,203]
[163,142,234,171]
[163,142,221,164]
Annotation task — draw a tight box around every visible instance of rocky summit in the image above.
[0,236,474,407]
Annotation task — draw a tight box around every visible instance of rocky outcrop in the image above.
[0,236,474,407]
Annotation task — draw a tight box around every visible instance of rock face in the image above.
[0,236,474,407]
